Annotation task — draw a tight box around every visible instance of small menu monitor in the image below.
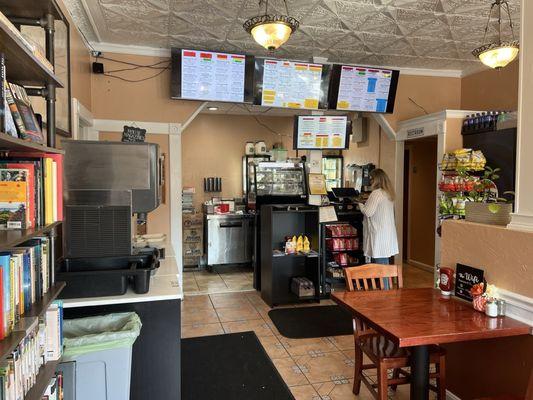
[170,48,255,103]
[329,65,400,113]
[254,58,331,110]
[293,115,351,150]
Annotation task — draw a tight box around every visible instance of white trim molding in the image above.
[508,213,533,232]
[371,113,396,140]
[89,41,467,78]
[396,110,479,141]
[94,119,176,135]
[497,288,533,327]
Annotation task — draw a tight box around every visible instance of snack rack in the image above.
[320,218,364,295]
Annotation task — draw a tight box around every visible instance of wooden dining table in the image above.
[332,287,532,400]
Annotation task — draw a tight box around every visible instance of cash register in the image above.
[329,187,360,212]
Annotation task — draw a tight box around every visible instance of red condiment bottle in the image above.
[439,267,454,296]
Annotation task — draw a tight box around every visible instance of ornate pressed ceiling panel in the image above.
[65,0,521,73]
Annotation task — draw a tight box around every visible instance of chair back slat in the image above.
[344,263,403,292]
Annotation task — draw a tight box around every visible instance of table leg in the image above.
[410,345,430,400]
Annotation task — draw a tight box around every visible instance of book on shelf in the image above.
[0,236,54,340]
[8,83,44,144]
[0,153,63,229]
[0,300,63,400]
[0,169,28,230]
[41,371,63,400]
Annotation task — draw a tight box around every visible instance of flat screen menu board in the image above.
[254,58,331,110]
[329,65,399,113]
[293,115,350,150]
[170,48,254,103]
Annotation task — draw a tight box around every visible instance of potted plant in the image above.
[464,166,514,226]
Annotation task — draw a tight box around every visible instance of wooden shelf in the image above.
[24,358,61,400]
[0,331,26,361]
[0,0,62,20]
[0,132,64,154]
[26,282,66,318]
[0,282,65,361]
[0,17,63,87]
[0,221,62,251]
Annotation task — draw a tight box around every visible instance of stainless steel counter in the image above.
[205,214,254,266]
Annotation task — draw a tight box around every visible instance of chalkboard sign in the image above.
[122,125,146,142]
[455,263,484,301]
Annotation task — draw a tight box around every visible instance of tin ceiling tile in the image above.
[65,0,522,72]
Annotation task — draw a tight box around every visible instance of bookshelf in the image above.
[0,0,68,396]
[0,221,62,249]
[24,359,61,400]
[0,132,65,154]
[0,17,63,88]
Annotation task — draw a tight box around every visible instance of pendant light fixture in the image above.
[243,0,299,51]
[472,0,519,69]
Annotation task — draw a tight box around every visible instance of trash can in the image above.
[63,312,142,400]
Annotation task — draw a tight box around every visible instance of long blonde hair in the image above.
[370,168,395,201]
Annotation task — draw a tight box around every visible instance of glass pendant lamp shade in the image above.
[244,1,299,50]
[250,21,293,50]
[474,42,519,69]
[472,0,519,69]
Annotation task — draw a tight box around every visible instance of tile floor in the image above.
[183,265,254,295]
[181,264,436,400]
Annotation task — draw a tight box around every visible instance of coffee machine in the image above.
[59,140,163,298]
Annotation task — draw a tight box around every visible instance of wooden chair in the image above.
[344,264,447,400]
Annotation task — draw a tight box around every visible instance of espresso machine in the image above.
[59,140,163,298]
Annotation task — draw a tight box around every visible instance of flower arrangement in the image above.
[470,282,497,312]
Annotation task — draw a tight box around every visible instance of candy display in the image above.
[326,238,359,251]
[325,224,358,237]
[440,149,486,171]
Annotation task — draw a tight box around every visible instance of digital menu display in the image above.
[170,48,254,103]
[329,65,399,113]
[254,58,331,110]
[294,116,350,150]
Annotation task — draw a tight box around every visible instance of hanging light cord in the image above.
[482,0,516,45]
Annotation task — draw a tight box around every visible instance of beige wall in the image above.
[441,220,533,398]
[91,53,201,123]
[182,114,295,209]
[386,74,462,131]
[461,61,519,111]
[405,138,438,266]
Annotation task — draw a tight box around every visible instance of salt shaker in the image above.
[485,300,498,317]
[497,299,506,316]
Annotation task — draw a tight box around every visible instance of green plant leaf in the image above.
[488,204,501,214]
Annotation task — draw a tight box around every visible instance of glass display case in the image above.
[322,156,343,191]
[248,162,307,207]
[243,155,271,200]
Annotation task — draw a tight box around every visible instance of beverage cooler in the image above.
[322,155,343,191]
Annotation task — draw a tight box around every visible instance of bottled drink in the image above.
[463,115,470,132]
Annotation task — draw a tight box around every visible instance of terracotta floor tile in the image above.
[290,384,321,400]
[181,295,214,311]
[258,335,290,359]
[181,323,224,339]
[340,349,373,368]
[209,292,252,308]
[181,308,219,325]
[313,380,374,400]
[215,305,261,322]
[222,319,274,338]
[279,337,338,357]
[272,357,309,387]
[329,335,356,351]
[295,351,355,384]
[197,282,229,293]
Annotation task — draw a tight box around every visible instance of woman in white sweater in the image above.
[358,169,399,266]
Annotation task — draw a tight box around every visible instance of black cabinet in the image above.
[260,205,320,307]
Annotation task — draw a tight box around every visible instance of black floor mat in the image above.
[268,305,354,339]
[181,332,294,400]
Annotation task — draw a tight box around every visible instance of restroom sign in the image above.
[407,127,424,138]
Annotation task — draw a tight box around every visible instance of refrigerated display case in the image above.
[322,156,343,191]
[243,155,271,203]
[248,161,307,208]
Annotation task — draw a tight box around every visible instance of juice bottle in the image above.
[303,236,310,253]
[296,235,304,252]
